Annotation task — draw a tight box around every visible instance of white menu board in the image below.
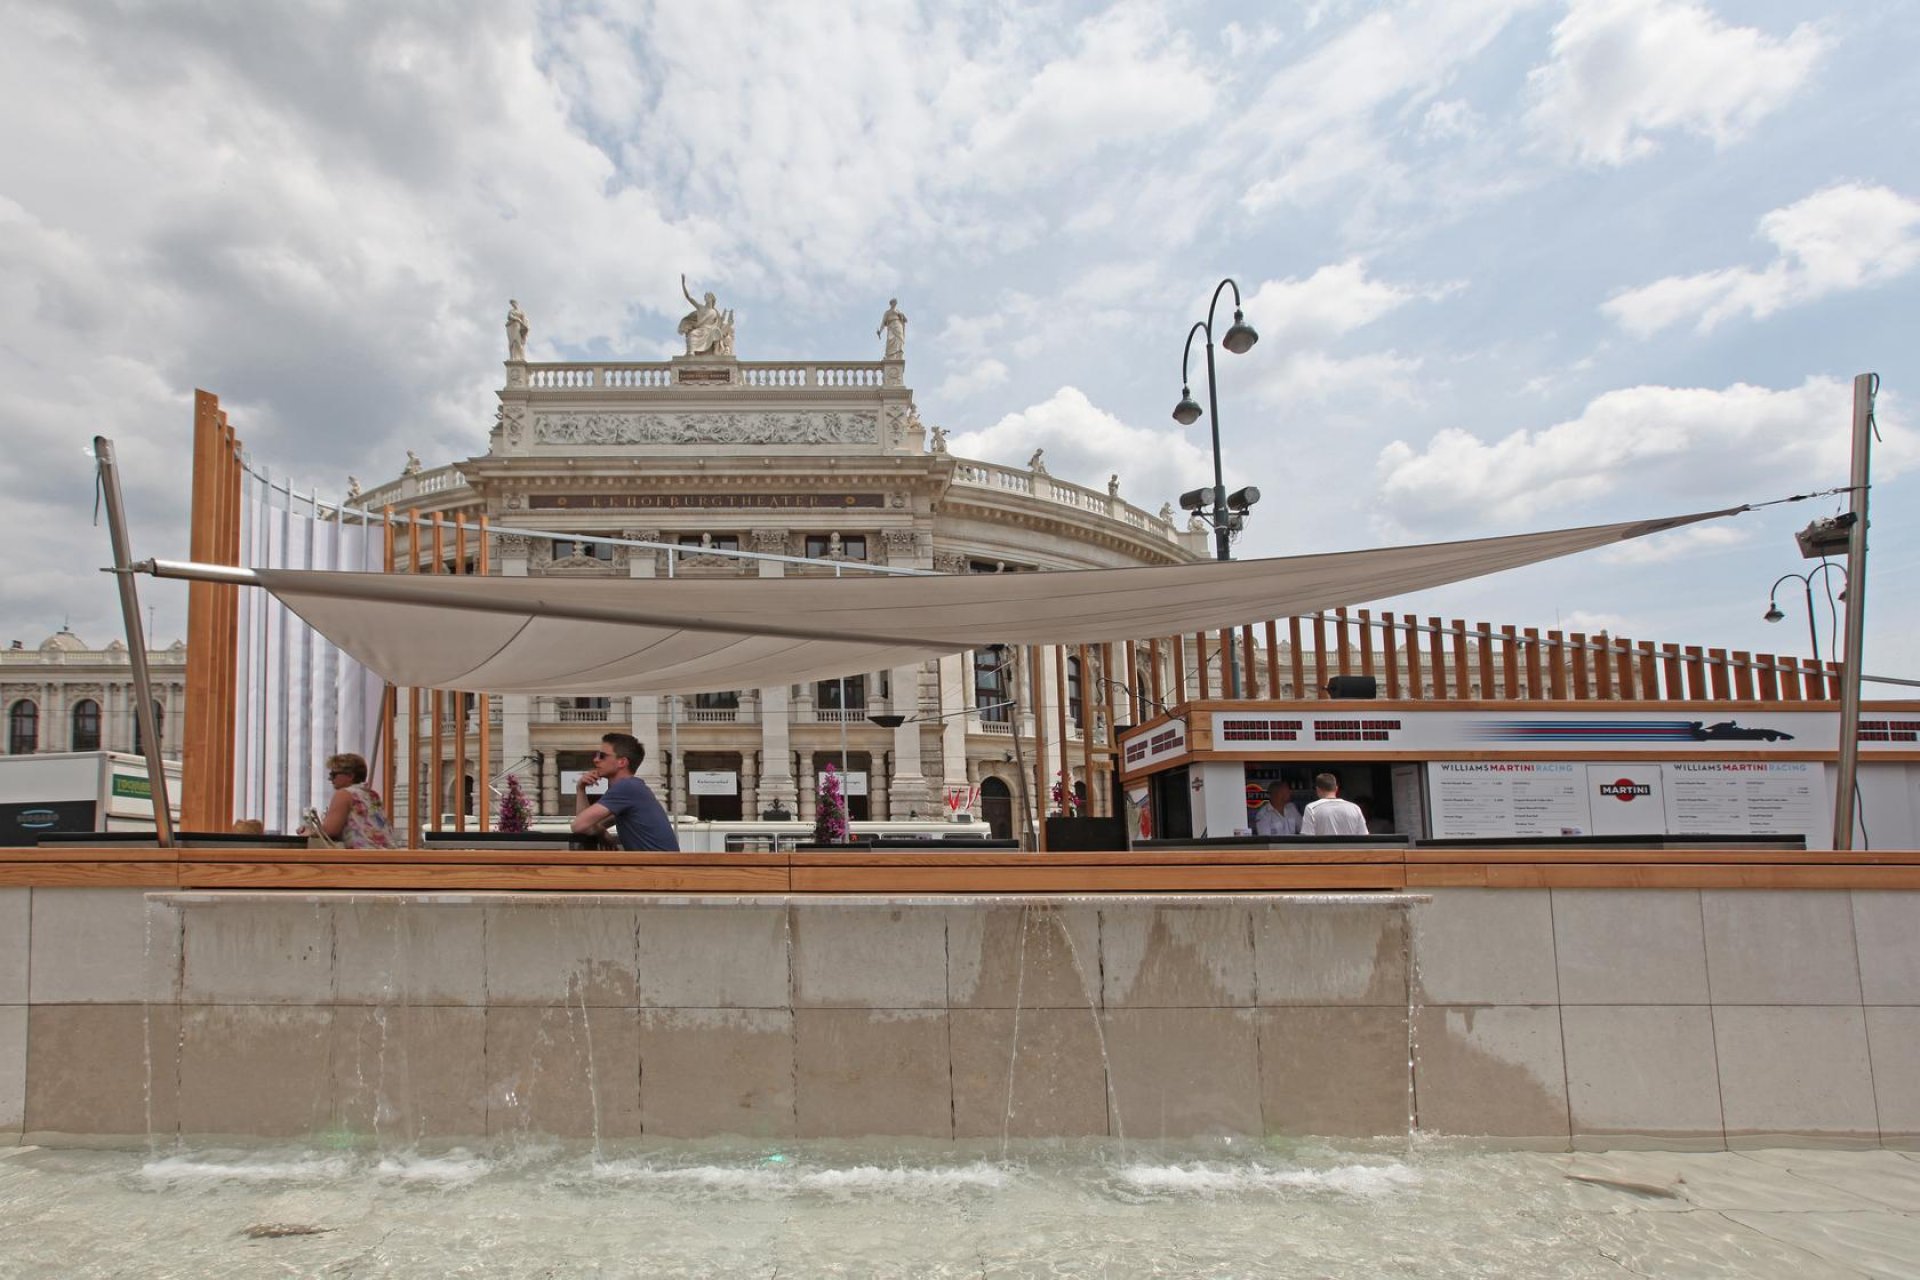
[1662,762,1823,836]
[1429,763,1586,838]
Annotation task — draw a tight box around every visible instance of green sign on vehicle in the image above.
[110,775,151,800]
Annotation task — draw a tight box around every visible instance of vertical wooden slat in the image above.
[1594,636,1615,700]
[1707,648,1733,700]
[1683,646,1708,700]
[1824,660,1843,701]
[1381,613,1401,699]
[1500,626,1519,701]
[1102,642,1119,816]
[1288,617,1305,700]
[452,514,468,832]
[407,511,423,848]
[1077,644,1094,817]
[1524,628,1545,701]
[1403,615,1424,700]
[475,514,490,832]
[1264,620,1281,700]
[1754,653,1781,702]
[1546,631,1568,699]
[214,417,240,828]
[1427,617,1449,699]
[1358,610,1376,686]
[1660,645,1684,702]
[1147,638,1163,712]
[181,394,220,832]
[1170,634,1187,705]
[1312,614,1330,698]
[1614,637,1638,700]
[1241,625,1257,699]
[1451,619,1470,700]
[1777,656,1804,702]
[1729,651,1755,701]
[1029,645,1049,852]
[1569,633,1591,700]
[1476,623,1495,700]
[1053,646,1071,822]
[381,508,397,823]
[429,515,446,831]
[1126,640,1142,723]
[1194,632,1211,701]
[1335,608,1353,677]
[1218,627,1235,697]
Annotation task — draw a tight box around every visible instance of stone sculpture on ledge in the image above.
[878,298,907,359]
[505,299,529,362]
[679,275,736,357]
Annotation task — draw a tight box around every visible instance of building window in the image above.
[691,691,740,710]
[133,700,164,754]
[804,534,866,560]
[1067,655,1084,729]
[969,559,1027,573]
[551,537,613,561]
[71,699,101,752]
[974,646,1011,722]
[7,700,37,754]
[816,676,866,710]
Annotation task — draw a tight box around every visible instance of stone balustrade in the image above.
[949,460,1179,539]
[518,360,889,393]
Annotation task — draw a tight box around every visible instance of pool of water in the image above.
[3,1140,1916,1277]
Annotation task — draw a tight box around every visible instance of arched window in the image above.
[7,700,37,755]
[71,699,101,752]
[133,700,164,754]
[973,646,1010,722]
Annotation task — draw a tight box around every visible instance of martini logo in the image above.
[1600,779,1652,802]
[1246,783,1268,810]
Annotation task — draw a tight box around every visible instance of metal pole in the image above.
[94,437,176,846]
[1832,373,1875,850]
[1802,578,1819,662]
[1201,334,1242,698]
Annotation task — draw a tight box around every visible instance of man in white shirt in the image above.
[1299,772,1369,836]
[1251,783,1300,836]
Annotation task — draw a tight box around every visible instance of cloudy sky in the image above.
[3,0,1916,682]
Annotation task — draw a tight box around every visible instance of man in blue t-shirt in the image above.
[570,732,680,851]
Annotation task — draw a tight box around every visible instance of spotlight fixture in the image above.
[1171,388,1202,426]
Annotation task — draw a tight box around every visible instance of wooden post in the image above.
[1427,617,1448,699]
[1147,637,1163,711]
[1381,613,1401,698]
[1077,644,1095,817]
[1729,651,1755,701]
[1776,656,1804,702]
[1264,620,1281,700]
[452,514,468,832]
[1170,634,1187,704]
[475,514,491,831]
[1289,617,1305,699]
[183,392,244,833]
[429,515,446,832]
[1636,641,1658,700]
[1546,631,1568,699]
[407,511,423,848]
[1313,613,1331,697]
[1569,633,1590,700]
[1053,646,1071,823]
[1476,623,1495,700]
[1241,625,1257,698]
[1029,645,1049,852]
[1594,636,1614,700]
[1683,646,1709,700]
[1195,632,1211,701]
[381,508,397,821]
[1401,616,1422,699]
[1707,649,1733,700]
[1500,626,1519,701]
[1615,637,1638,699]
[1451,619,1471,700]
[1335,608,1353,677]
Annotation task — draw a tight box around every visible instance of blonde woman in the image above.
[315,752,395,849]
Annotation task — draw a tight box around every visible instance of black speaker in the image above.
[1325,675,1378,699]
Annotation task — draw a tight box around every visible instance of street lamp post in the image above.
[1172,278,1260,698]
[1763,563,1848,661]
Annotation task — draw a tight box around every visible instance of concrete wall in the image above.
[0,887,1914,1149]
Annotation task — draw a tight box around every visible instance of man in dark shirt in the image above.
[570,732,679,851]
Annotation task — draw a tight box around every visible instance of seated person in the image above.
[1252,783,1301,836]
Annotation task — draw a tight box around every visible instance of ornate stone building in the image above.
[354,294,1205,835]
[1,629,187,761]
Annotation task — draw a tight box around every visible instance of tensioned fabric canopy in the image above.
[243,507,1742,695]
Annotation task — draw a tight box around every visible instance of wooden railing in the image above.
[1128,607,1842,710]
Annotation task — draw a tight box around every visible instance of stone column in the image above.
[938,653,969,795]
[622,530,665,793]
[888,661,929,816]
[740,750,758,817]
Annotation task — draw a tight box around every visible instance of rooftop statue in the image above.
[505,299,529,362]
[678,275,736,357]
[877,298,907,359]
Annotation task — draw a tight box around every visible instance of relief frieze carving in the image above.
[534,411,878,447]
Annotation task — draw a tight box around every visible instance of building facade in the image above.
[354,298,1207,836]
[1,629,187,761]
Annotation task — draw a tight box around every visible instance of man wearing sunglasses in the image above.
[570,732,679,851]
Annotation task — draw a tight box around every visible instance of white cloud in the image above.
[1605,184,1920,336]
[1375,377,1916,532]
[936,358,1010,402]
[1231,259,1454,406]
[1526,0,1828,166]
[946,387,1220,505]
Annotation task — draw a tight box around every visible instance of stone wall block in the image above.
[484,1006,642,1139]
[176,1006,335,1139]
[483,903,639,1008]
[29,889,178,1004]
[793,1008,952,1138]
[0,890,27,1005]
[0,1004,22,1135]
[1411,890,1558,1006]
[24,1004,178,1144]
[1714,1006,1879,1148]
[1253,902,1408,1006]
[791,905,946,1009]
[1866,1007,1920,1148]
[1100,905,1255,1009]
[1852,891,1920,1005]
[1702,892,1863,1006]
[1257,1006,1411,1138]
[1412,1005,1570,1144]
[334,902,486,1006]
[180,899,333,1005]
[1100,1008,1263,1138]
[1562,1005,1724,1150]
[947,905,1103,1010]
[636,907,788,1009]
[638,1008,795,1139]
[1552,890,1710,1005]
[950,1007,1112,1138]
[331,1006,487,1143]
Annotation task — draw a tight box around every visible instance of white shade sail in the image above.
[246,507,1742,695]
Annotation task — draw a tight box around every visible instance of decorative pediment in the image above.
[533,411,879,447]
